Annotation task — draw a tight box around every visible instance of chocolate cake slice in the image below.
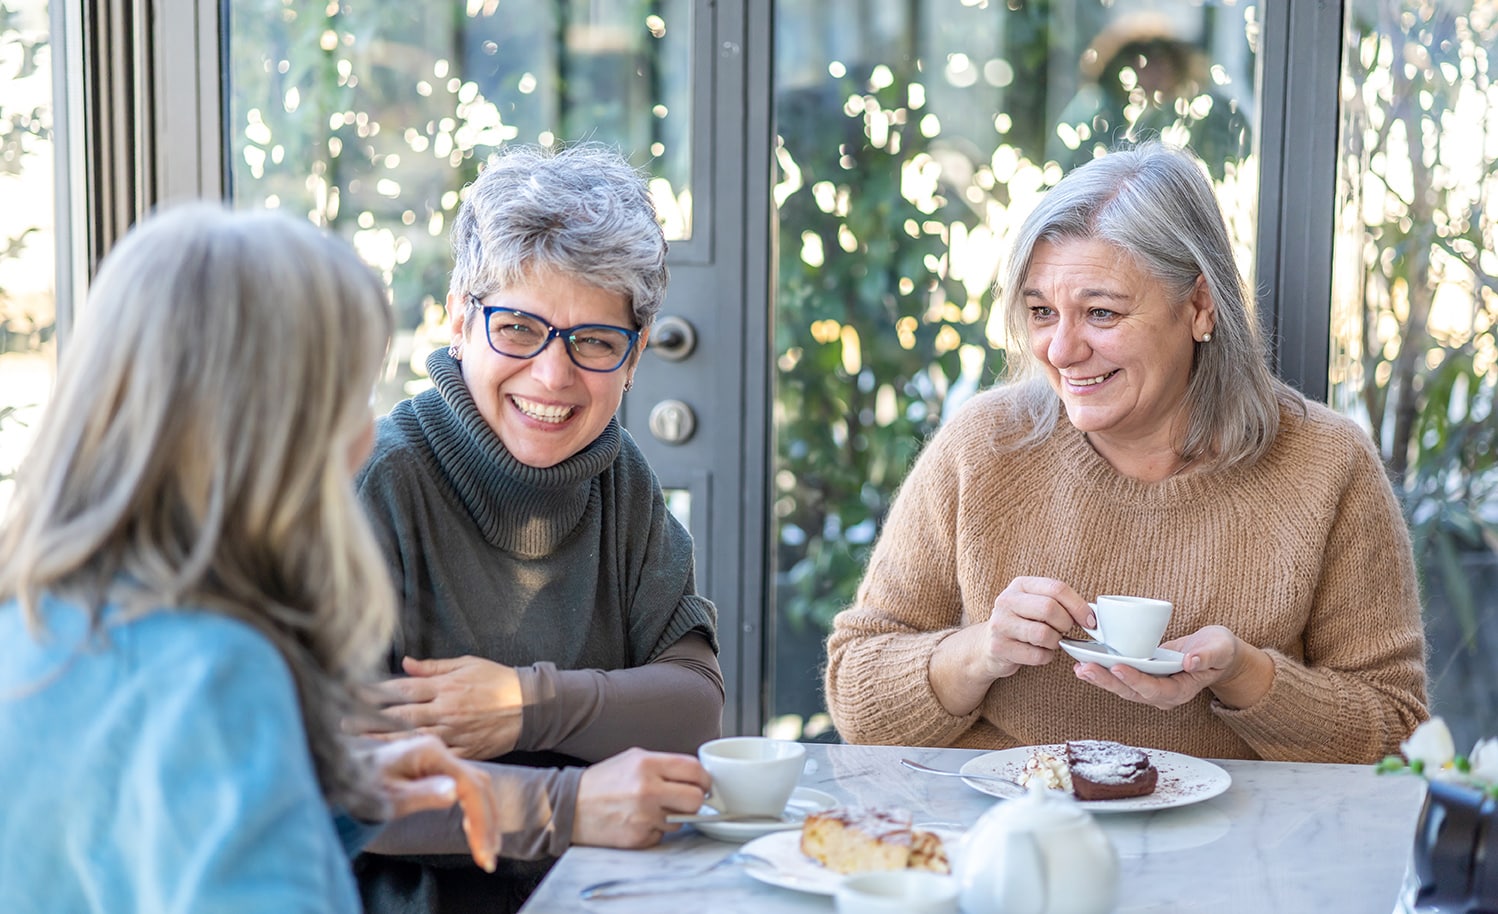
[1064,739,1159,801]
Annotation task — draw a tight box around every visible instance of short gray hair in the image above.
[448,142,669,331]
[1000,143,1302,468]
[0,204,397,818]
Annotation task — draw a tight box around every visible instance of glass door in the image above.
[1329,0,1498,751]
[219,0,773,732]
[767,0,1264,736]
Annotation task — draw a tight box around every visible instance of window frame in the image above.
[66,0,1344,733]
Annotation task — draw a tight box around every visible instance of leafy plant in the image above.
[1333,0,1498,650]
[0,0,52,361]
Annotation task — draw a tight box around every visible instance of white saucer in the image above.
[1059,638,1185,675]
[690,787,837,842]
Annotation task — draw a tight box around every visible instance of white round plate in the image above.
[1059,638,1185,675]
[738,826,962,896]
[691,787,838,843]
[958,745,1231,812]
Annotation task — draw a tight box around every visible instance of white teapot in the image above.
[955,781,1118,914]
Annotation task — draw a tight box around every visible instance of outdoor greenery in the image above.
[768,1,1257,695]
[1332,0,1498,747]
[0,0,51,489]
[0,0,1492,740]
[226,0,688,403]
[0,0,50,363]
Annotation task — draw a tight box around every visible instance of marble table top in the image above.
[518,742,1427,913]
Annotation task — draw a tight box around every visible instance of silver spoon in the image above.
[578,850,773,900]
[900,757,1025,789]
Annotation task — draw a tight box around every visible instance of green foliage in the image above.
[1404,348,1498,642]
[0,0,52,373]
[772,67,1007,632]
[0,0,51,359]
[1335,0,1498,648]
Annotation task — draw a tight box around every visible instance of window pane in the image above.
[223,0,694,410]
[769,0,1261,736]
[1330,0,1498,750]
[0,0,54,512]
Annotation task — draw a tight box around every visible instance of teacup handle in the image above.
[1081,603,1103,644]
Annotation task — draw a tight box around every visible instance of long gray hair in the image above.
[1000,143,1302,467]
[449,141,669,332]
[0,205,397,816]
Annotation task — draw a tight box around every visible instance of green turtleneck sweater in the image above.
[353,351,722,914]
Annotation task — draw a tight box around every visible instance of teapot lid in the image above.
[979,780,1091,830]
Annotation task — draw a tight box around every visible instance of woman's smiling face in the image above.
[449,268,643,469]
[1023,237,1214,455]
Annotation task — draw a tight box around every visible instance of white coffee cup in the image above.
[835,870,960,914]
[697,736,806,818]
[1082,595,1173,659]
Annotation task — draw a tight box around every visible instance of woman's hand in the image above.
[1072,624,1275,711]
[572,748,712,849]
[930,577,1095,715]
[360,734,500,872]
[374,655,524,761]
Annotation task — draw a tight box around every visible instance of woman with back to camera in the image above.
[824,143,1427,762]
[0,206,500,912]
[353,142,722,912]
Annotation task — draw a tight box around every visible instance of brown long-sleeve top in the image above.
[824,387,1428,763]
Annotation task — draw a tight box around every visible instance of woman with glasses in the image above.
[353,143,722,914]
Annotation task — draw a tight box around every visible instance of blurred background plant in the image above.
[0,0,52,499]
[9,0,1484,745]
[1331,0,1498,750]
[766,0,1255,736]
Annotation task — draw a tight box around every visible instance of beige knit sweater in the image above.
[824,387,1428,763]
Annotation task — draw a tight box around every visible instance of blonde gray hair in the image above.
[448,142,669,334]
[1000,143,1302,467]
[0,205,396,816]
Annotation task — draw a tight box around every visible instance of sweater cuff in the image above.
[828,628,982,746]
[1210,648,1360,762]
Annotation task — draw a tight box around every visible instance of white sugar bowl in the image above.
[955,781,1118,914]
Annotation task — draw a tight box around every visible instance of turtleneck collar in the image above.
[409,349,622,555]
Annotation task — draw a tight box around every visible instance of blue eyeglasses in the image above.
[469,295,641,373]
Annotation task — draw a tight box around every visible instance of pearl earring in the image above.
[1200,332,1213,343]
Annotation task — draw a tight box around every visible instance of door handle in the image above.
[647,315,696,361]
[648,399,697,445]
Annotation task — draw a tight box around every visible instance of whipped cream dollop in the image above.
[1017,749,1072,792]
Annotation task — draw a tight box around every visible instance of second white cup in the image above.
[1082,594,1173,659]
[697,736,806,818]
[835,871,960,914]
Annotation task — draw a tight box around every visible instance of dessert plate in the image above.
[690,787,837,842]
[958,745,1231,812]
[1059,638,1185,675]
[738,826,963,895]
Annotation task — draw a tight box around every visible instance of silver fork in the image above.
[577,850,773,901]
[900,757,1026,789]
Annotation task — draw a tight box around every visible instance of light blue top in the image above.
[0,595,363,913]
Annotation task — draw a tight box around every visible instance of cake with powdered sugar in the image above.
[1064,739,1159,801]
[799,807,950,875]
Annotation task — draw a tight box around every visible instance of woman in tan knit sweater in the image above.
[824,144,1428,763]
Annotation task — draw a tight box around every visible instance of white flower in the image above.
[1469,738,1498,784]
[1402,718,1456,770]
